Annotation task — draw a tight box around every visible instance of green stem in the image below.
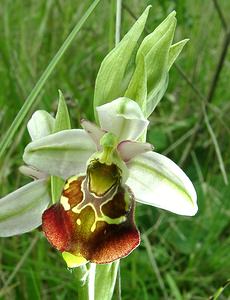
[114,263,122,300]
[115,0,122,45]
[75,265,90,300]
[109,0,116,50]
[0,0,101,160]
[95,261,120,300]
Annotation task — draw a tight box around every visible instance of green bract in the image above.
[94,7,188,119]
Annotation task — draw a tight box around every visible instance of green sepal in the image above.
[51,90,71,204]
[137,11,176,117]
[125,53,147,114]
[137,11,176,59]
[54,90,71,132]
[168,38,189,70]
[93,6,151,121]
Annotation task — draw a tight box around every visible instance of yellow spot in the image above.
[72,206,80,214]
[76,219,81,225]
[62,251,87,268]
[60,196,70,211]
[91,222,97,232]
[64,175,78,190]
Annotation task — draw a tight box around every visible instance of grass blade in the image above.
[0,0,101,160]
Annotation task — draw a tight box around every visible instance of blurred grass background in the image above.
[0,0,230,299]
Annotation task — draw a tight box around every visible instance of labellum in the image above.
[42,145,140,268]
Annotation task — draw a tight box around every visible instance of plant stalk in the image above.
[115,0,122,45]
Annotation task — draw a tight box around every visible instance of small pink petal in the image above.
[117,140,153,162]
[81,119,105,150]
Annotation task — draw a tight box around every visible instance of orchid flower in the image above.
[0,7,197,271]
[0,97,197,268]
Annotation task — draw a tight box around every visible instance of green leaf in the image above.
[133,11,176,117]
[138,14,176,117]
[168,39,189,70]
[95,261,119,300]
[137,11,176,57]
[93,6,151,120]
[146,74,169,116]
[125,53,147,114]
[51,90,71,204]
[74,262,119,300]
[166,273,183,300]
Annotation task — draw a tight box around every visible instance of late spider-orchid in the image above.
[0,97,197,268]
[0,7,197,270]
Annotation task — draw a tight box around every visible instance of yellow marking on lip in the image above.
[91,222,96,232]
[72,202,127,233]
[62,251,87,268]
[76,219,81,225]
[60,196,71,211]
[64,175,78,190]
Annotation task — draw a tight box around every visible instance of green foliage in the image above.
[0,0,230,299]
[94,6,188,122]
[94,6,151,120]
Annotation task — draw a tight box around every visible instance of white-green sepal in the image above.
[23,129,96,179]
[126,152,198,216]
[97,97,149,142]
[27,110,55,141]
[0,179,50,237]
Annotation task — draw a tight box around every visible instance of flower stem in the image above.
[75,265,90,300]
[114,263,122,300]
[115,0,122,45]
[75,262,119,300]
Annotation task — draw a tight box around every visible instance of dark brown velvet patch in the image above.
[101,189,128,218]
[84,189,140,264]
